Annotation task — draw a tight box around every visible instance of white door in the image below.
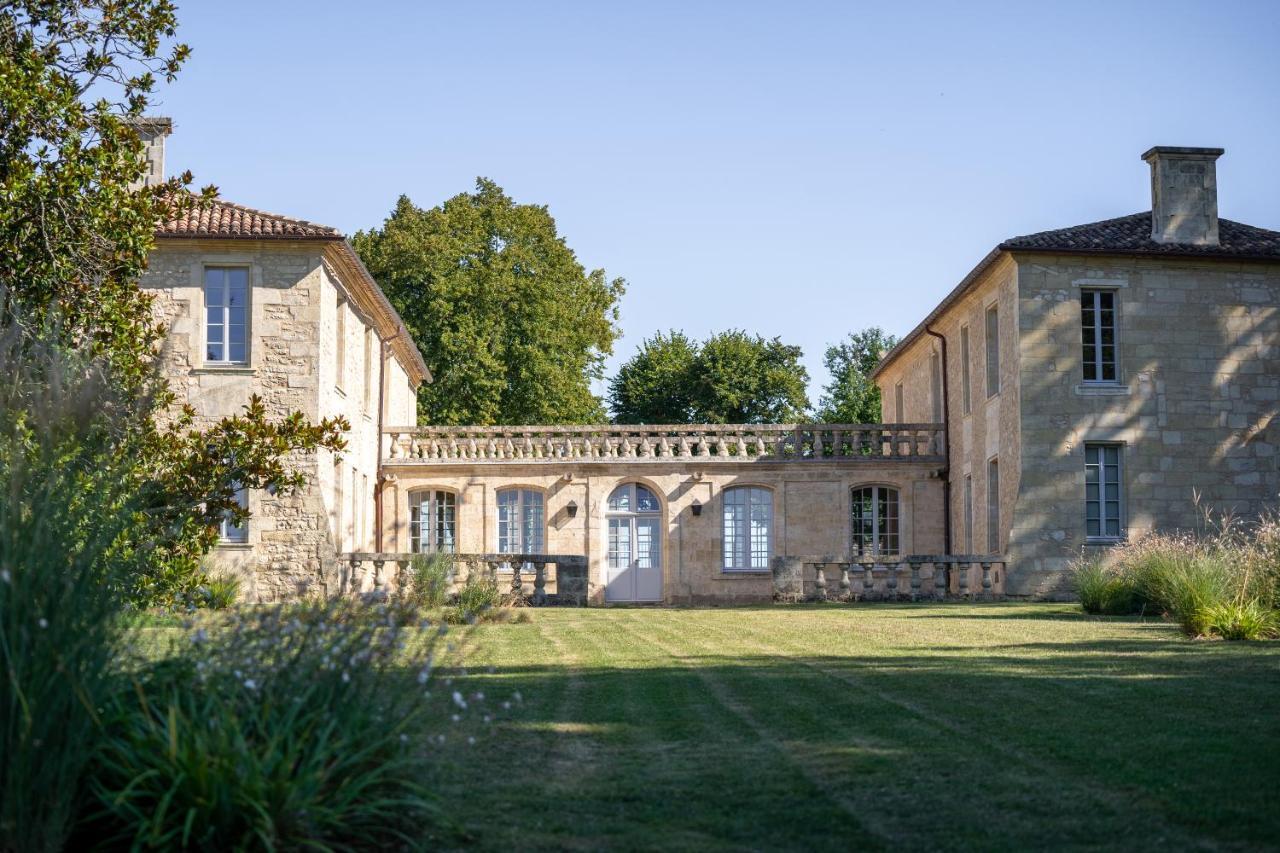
[605,484,663,602]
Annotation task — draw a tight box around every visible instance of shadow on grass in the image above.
[425,632,1280,852]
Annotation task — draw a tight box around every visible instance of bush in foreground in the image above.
[1073,515,1279,640]
[79,601,463,849]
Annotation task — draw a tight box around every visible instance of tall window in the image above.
[363,326,375,411]
[205,268,247,363]
[960,324,972,415]
[894,382,904,423]
[963,474,973,553]
[851,486,900,556]
[335,297,346,391]
[1081,289,1118,383]
[350,466,358,551]
[987,458,1000,553]
[722,486,772,571]
[410,490,456,553]
[929,351,943,421]
[1085,444,1124,541]
[985,304,1000,397]
[497,489,545,553]
[219,484,248,543]
[332,457,344,550]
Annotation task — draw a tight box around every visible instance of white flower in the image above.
[451,713,461,723]
[341,671,350,683]
[473,691,484,702]
[243,678,257,690]
[502,701,511,710]
[452,691,467,709]
[467,736,476,746]
[399,733,409,743]
[37,618,48,629]
[512,691,523,704]
[0,568,10,584]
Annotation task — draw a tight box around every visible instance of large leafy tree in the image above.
[352,181,626,425]
[816,327,898,423]
[0,2,346,605]
[610,330,810,424]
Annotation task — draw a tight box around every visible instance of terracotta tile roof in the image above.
[871,211,1280,380]
[1000,212,1280,257]
[156,196,341,240]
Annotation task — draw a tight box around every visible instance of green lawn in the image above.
[427,604,1280,851]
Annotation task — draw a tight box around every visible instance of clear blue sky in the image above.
[154,0,1280,404]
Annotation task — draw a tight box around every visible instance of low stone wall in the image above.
[773,555,1007,601]
[339,552,589,606]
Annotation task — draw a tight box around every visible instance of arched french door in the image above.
[605,483,663,602]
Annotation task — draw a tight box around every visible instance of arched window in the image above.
[851,486,899,556]
[605,483,663,601]
[409,490,456,553]
[497,488,544,554]
[722,486,772,571]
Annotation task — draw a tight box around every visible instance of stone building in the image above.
[873,147,1280,596]
[137,123,1278,602]
[138,120,429,601]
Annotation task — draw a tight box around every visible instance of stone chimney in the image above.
[1141,145,1224,246]
[125,116,172,189]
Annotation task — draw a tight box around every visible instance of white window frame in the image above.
[219,484,248,544]
[1080,288,1119,384]
[850,485,900,557]
[204,267,249,365]
[722,486,773,572]
[410,490,457,553]
[1085,443,1126,542]
[497,488,545,554]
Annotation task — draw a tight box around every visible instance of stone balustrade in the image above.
[773,554,1008,602]
[382,423,946,465]
[337,552,589,606]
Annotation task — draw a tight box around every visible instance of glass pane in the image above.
[608,486,630,512]
[226,268,248,305]
[206,338,223,361]
[636,486,658,512]
[636,521,654,568]
[1087,518,1100,537]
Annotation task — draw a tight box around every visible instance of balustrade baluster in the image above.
[861,559,875,600]
[639,437,653,457]
[396,559,410,595]
[838,563,851,600]
[372,558,385,596]
[812,563,827,602]
[532,561,548,606]
[511,562,524,599]
[348,555,362,596]
[886,562,899,599]
[679,436,692,457]
[736,434,748,456]
[910,560,922,601]
[659,436,671,457]
[811,430,824,460]
[755,435,768,457]
[981,561,993,600]
[958,561,971,599]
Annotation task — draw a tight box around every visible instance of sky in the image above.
[153,0,1280,405]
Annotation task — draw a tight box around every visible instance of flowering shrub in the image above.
[80,601,494,849]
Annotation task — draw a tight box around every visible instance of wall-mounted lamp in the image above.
[691,499,703,517]
[566,500,579,519]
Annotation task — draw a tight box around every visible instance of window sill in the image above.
[193,364,255,376]
[216,541,252,550]
[1075,384,1129,396]
[716,570,771,579]
[1085,537,1126,547]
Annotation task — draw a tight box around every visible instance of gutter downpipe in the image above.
[924,325,953,555]
[374,339,388,553]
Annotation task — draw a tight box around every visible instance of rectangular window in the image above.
[219,484,248,543]
[497,489,545,553]
[333,457,343,550]
[851,486,899,556]
[363,327,375,412]
[350,466,358,551]
[361,473,369,549]
[987,458,1000,553]
[985,304,1000,397]
[894,382,904,423]
[929,350,943,422]
[722,486,772,571]
[410,491,457,553]
[960,324,971,415]
[335,297,346,391]
[205,268,248,363]
[1081,289,1118,383]
[1085,444,1124,540]
[963,474,973,553]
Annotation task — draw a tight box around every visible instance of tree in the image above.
[607,330,698,424]
[816,327,898,423]
[610,330,810,424]
[0,2,346,605]
[352,181,626,425]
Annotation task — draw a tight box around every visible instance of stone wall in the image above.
[1012,253,1280,593]
[142,238,417,601]
[380,461,946,605]
[875,254,1022,573]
